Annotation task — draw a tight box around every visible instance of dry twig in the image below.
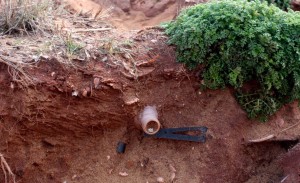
[63,27,112,33]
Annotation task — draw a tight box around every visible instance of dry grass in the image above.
[0,0,54,35]
[0,0,55,86]
[0,55,35,86]
[0,0,114,87]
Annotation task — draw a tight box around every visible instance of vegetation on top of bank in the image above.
[255,0,292,10]
[164,0,300,121]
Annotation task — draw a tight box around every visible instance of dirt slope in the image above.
[0,28,299,183]
[0,1,299,183]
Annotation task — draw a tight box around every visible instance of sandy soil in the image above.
[0,0,299,183]
[63,0,207,30]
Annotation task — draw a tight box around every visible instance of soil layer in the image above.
[0,0,299,183]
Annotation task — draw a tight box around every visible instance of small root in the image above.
[247,121,300,143]
[0,55,35,87]
[0,153,16,183]
[247,134,275,143]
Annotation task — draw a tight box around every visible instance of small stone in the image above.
[107,155,111,160]
[10,82,15,89]
[82,89,88,97]
[157,177,164,182]
[148,128,154,133]
[102,57,108,62]
[151,39,158,43]
[72,175,77,180]
[72,90,79,97]
[119,172,129,177]
[32,55,39,62]
[123,95,139,105]
[94,78,100,88]
[40,55,49,59]
[51,72,56,77]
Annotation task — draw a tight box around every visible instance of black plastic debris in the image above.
[116,141,127,154]
[144,126,208,142]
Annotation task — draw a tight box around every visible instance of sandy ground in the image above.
[63,0,187,30]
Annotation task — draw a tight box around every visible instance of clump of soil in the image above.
[0,1,299,183]
[292,0,300,10]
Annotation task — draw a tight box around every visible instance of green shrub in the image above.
[164,0,300,121]
[254,0,292,10]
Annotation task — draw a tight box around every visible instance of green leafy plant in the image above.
[254,0,292,10]
[64,34,83,56]
[164,0,300,120]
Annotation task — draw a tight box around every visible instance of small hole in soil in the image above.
[42,140,55,149]
[15,169,24,177]
[278,139,299,151]
[146,120,159,133]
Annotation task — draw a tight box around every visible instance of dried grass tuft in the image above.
[0,0,54,35]
[0,0,55,86]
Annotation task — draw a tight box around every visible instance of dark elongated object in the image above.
[144,126,208,142]
[116,141,127,153]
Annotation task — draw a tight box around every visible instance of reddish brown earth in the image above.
[0,1,299,183]
[280,143,300,182]
[292,0,300,10]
